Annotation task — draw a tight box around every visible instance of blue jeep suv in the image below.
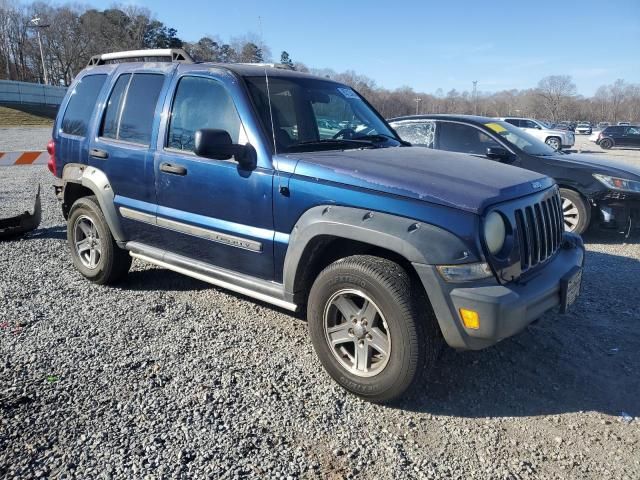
[49,49,585,402]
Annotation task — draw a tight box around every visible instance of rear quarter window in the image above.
[61,74,107,136]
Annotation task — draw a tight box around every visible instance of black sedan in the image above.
[388,114,640,235]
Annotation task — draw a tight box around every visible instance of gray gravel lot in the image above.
[1,166,639,480]
[0,127,52,152]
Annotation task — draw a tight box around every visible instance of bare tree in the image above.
[536,75,577,122]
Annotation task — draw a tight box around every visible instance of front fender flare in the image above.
[282,205,479,295]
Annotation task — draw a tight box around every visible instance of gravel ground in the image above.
[1,166,639,480]
[0,127,52,152]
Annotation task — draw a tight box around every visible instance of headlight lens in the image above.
[593,174,640,193]
[484,211,506,255]
[437,263,493,282]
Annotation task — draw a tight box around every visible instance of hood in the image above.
[546,128,572,136]
[285,147,552,214]
[547,152,640,179]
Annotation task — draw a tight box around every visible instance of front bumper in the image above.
[595,192,640,230]
[414,233,585,350]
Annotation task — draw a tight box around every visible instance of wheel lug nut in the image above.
[348,328,354,336]
[366,334,372,340]
[358,340,364,347]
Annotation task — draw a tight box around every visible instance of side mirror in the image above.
[194,129,255,169]
[486,146,514,162]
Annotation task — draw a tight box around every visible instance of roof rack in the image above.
[235,62,295,71]
[87,49,194,66]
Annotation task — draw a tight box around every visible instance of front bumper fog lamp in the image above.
[436,262,493,282]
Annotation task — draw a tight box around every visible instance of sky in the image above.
[57,0,640,96]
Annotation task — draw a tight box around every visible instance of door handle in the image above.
[160,163,187,175]
[90,148,108,159]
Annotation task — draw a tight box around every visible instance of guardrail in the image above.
[0,80,66,118]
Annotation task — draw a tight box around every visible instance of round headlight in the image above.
[484,211,506,255]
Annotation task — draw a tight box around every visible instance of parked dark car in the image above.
[595,125,640,150]
[389,115,640,234]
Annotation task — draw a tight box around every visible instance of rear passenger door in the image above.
[90,71,167,243]
[153,74,275,280]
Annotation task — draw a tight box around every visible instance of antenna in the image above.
[263,66,281,191]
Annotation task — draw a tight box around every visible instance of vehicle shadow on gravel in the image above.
[400,248,640,419]
[582,228,640,245]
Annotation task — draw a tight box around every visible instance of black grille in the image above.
[514,191,563,271]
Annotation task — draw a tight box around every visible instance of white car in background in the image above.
[575,122,592,135]
[499,117,575,150]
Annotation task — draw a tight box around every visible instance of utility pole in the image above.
[414,97,422,115]
[472,80,478,115]
[29,17,49,85]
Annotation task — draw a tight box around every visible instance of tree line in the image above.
[1,1,638,123]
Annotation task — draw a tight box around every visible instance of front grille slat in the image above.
[510,190,563,275]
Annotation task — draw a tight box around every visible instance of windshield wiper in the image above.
[353,133,405,145]
[287,138,378,151]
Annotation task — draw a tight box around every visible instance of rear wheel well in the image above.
[62,182,94,219]
[292,236,422,309]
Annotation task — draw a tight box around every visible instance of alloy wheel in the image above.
[323,289,391,377]
[73,215,102,269]
[561,196,580,232]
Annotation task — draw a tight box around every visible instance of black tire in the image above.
[545,136,562,150]
[67,196,131,285]
[559,188,591,235]
[599,138,613,149]
[307,255,440,403]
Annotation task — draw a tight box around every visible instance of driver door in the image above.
[153,74,275,280]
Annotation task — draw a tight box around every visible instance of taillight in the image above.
[47,139,56,176]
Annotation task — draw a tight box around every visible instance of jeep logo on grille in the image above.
[531,181,543,189]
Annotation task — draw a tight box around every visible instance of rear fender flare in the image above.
[62,163,125,242]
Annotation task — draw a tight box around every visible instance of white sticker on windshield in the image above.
[337,87,359,99]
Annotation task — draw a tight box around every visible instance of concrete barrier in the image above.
[0,80,66,118]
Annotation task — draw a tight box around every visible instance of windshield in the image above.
[484,121,558,156]
[244,75,400,153]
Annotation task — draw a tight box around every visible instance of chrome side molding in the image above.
[119,207,262,252]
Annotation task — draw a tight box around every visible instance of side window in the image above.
[100,73,165,145]
[393,122,436,147]
[168,76,242,152]
[627,127,640,136]
[504,119,520,127]
[522,120,539,129]
[438,122,500,156]
[101,74,131,140]
[61,74,107,136]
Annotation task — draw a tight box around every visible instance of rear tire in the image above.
[599,138,613,149]
[307,255,439,403]
[67,196,131,285]
[559,188,590,235]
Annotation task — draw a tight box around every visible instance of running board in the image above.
[126,241,297,311]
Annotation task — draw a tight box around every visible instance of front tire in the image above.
[545,136,561,150]
[67,196,131,285]
[559,188,590,235]
[307,255,439,403]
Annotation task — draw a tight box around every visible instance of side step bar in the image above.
[126,241,297,312]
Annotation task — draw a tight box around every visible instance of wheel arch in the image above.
[62,163,126,242]
[283,205,480,306]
